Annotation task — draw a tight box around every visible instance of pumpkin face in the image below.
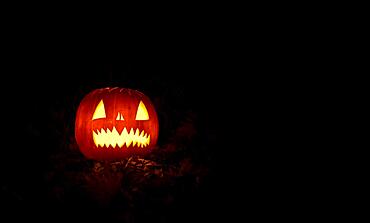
[75,87,159,160]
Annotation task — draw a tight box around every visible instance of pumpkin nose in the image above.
[116,112,124,120]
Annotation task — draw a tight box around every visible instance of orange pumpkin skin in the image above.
[75,87,159,160]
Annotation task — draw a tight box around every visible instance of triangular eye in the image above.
[135,100,149,120]
[92,99,106,120]
[116,112,124,120]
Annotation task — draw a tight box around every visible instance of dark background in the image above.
[0,35,255,222]
[0,15,303,220]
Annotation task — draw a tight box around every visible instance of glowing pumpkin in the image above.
[75,87,159,160]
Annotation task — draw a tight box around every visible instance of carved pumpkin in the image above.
[75,87,159,160]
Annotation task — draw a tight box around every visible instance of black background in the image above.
[0,32,253,221]
[0,16,302,221]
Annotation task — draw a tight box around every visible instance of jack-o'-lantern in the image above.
[75,87,159,160]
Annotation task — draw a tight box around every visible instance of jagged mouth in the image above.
[93,127,150,148]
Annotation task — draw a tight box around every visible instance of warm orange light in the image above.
[92,99,106,120]
[135,100,149,120]
[116,112,124,120]
[93,127,150,148]
[75,87,159,160]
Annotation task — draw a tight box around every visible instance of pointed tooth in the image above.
[97,131,103,147]
[106,129,111,144]
[131,128,136,146]
[126,139,132,147]
[144,134,148,146]
[124,128,132,147]
[99,128,106,147]
[113,127,118,136]
[122,127,128,139]
[96,132,101,146]
[102,128,109,147]
[134,129,141,147]
[101,128,107,147]
[112,132,118,148]
[93,131,98,147]
[140,130,144,138]
[106,128,113,148]
[116,127,125,148]
[121,127,127,136]
[112,127,121,148]
[145,134,149,145]
[117,138,124,148]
